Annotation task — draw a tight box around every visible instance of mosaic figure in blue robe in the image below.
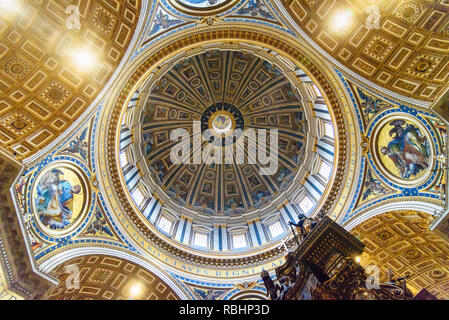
[380,120,430,179]
[36,169,82,229]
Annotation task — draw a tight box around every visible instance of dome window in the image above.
[157,216,173,234]
[268,221,284,238]
[232,234,247,249]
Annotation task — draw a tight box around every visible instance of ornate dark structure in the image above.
[261,216,428,300]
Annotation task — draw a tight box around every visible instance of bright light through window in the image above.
[233,234,247,249]
[193,232,208,247]
[299,196,314,214]
[157,216,173,234]
[324,122,335,139]
[312,84,322,97]
[318,161,332,180]
[120,151,128,167]
[129,283,142,299]
[330,8,354,32]
[268,221,284,238]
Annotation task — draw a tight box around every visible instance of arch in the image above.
[39,246,189,300]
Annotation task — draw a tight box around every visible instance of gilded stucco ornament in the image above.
[168,0,240,16]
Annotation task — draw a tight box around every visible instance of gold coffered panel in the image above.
[280,0,449,102]
[0,0,141,159]
[351,211,449,299]
[46,255,180,300]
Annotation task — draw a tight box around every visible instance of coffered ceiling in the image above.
[141,50,308,216]
[351,211,449,299]
[46,255,179,300]
[0,0,140,159]
[281,0,449,103]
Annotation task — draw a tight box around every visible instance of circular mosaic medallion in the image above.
[32,162,90,235]
[371,113,434,187]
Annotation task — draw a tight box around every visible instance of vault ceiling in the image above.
[351,211,449,299]
[280,0,449,103]
[0,0,140,159]
[0,151,51,299]
[46,255,180,300]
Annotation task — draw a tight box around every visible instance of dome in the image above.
[117,44,337,254]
